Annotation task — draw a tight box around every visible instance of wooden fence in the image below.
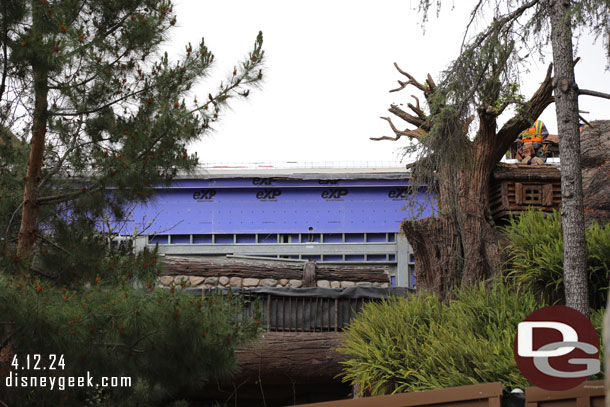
[292,380,605,407]
[294,382,503,407]
[525,380,604,407]
[202,287,411,333]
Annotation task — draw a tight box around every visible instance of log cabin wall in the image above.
[490,164,561,222]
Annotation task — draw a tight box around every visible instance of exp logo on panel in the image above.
[388,187,411,200]
[321,188,348,200]
[252,177,276,185]
[192,189,216,201]
[255,189,282,200]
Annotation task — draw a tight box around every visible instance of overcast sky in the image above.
[167,1,610,166]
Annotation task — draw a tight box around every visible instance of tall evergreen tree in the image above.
[0,0,265,405]
[1,0,264,271]
[547,0,588,315]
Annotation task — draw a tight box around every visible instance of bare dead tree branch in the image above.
[579,115,593,127]
[372,117,425,141]
[579,88,610,101]
[408,96,427,120]
[388,104,427,129]
[390,63,429,93]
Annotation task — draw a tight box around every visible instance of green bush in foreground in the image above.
[0,277,260,407]
[339,280,606,396]
[503,210,610,309]
[338,281,539,395]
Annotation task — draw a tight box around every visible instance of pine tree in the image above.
[0,0,264,405]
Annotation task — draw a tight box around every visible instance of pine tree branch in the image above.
[50,88,146,117]
[129,329,159,352]
[579,88,610,101]
[48,48,132,90]
[463,0,541,56]
[38,129,82,189]
[461,0,486,52]
[186,72,257,116]
[36,232,72,256]
[37,185,103,205]
[63,6,139,61]
[4,201,23,241]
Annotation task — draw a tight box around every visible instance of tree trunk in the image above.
[16,65,48,270]
[548,0,589,316]
[402,159,501,301]
[456,155,503,286]
[402,215,462,300]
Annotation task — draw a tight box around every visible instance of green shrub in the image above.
[0,277,261,406]
[338,281,538,395]
[503,210,610,309]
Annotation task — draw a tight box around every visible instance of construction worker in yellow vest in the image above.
[517,120,549,165]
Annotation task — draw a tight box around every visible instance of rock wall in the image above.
[157,274,390,289]
[157,256,392,290]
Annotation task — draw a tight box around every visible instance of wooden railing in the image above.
[292,380,605,407]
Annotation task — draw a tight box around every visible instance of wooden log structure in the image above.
[235,332,346,382]
[194,332,352,406]
[489,163,561,222]
[162,256,390,283]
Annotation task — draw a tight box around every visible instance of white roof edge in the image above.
[175,161,411,178]
[177,166,410,179]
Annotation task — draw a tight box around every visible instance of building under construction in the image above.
[121,163,430,288]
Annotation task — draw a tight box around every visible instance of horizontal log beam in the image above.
[162,257,390,283]
[492,164,561,181]
[235,332,347,382]
[163,256,303,279]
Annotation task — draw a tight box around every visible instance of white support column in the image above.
[133,236,148,253]
[396,233,412,288]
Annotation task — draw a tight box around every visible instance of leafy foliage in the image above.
[503,210,610,309]
[338,281,538,395]
[0,277,261,406]
[339,280,606,395]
